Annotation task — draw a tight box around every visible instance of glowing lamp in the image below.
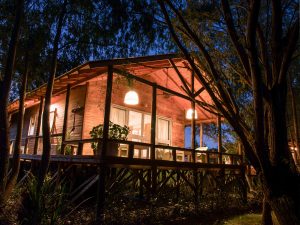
[124,91,139,105]
[186,109,198,120]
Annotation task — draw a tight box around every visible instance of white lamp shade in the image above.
[124,90,139,105]
[186,109,198,119]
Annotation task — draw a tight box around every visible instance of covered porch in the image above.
[8,54,243,168]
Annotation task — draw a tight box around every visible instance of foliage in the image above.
[0,0,176,101]
[89,121,129,152]
[157,1,299,223]
[19,173,67,225]
[56,130,73,155]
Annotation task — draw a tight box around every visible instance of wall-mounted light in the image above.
[124,90,139,105]
[186,109,198,120]
[50,104,57,112]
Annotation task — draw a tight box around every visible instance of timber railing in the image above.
[10,136,244,168]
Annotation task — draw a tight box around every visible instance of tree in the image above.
[0,0,24,204]
[157,0,299,224]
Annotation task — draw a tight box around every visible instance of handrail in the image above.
[10,133,63,142]
[10,136,243,165]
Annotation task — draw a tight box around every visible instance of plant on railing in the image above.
[56,137,72,155]
[90,121,129,154]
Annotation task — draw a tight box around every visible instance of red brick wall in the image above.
[80,73,186,154]
[81,76,107,154]
[10,71,188,155]
[67,85,87,140]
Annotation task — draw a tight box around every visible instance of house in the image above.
[8,54,234,164]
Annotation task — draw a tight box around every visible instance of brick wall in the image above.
[10,71,190,155]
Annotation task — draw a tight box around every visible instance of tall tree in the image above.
[3,53,28,201]
[38,0,68,188]
[0,0,24,204]
[157,0,299,224]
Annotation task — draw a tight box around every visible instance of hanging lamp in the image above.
[124,90,139,105]
[186,109,198,120]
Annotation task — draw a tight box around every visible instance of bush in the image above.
[90,121,129,153]
[19,173,66,225]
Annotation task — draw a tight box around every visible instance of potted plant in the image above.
[90,121,129,156]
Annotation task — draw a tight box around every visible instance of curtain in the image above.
[111,107,126,126]
[28,115,36,136]
[157,118,169,143]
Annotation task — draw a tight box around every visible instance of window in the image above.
[111,107,126,126]
[49,111,56,134]
[28,115,36,136]
[156,118,171,145]
[128,111,142,136]
[143,114,151,142]
[39,110,57,135]
[110,105,171,144]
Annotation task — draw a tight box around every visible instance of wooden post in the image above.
[191,101,196,163]
[61,84,71,154]
[98,65,113,158]
[176,170,180,201]
[24,138,28,154]
[151,84,157,160]
[199,123,203,147]
[150,85,157,196]
[96,65,113,222]
[80,82,89,141]
[33,97,43,155]
[217,116,222,164]
[128,144,134,159]
[191,71,196,163]
[151,167,157,195]
[77,142,83,155]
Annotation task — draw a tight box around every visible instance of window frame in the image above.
[110,104,172,145]
[28,115,37,136]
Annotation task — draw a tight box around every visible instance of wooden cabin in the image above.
[8,54,242,166]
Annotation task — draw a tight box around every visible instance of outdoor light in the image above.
[186,109,198,120]
[124,90,139,105]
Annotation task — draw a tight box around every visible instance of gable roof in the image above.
[8,53,218,122]
[8,54,183,113]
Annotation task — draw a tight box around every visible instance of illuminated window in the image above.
[28,115,36,136]
[156,118,171,145]
[110,106,171,144]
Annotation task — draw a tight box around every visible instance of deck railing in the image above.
[10,136,244,166]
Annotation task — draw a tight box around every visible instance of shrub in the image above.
[89,121,129,153]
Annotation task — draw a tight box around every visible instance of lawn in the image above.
[223,213,279,225]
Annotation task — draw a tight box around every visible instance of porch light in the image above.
[186,109,198,120]
[124,90,139,105]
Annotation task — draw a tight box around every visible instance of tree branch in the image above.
[279,18,299,84]
[158,0,260,168]
[221,0,251,78]
[271,0,283,83]
[165,0,239,116]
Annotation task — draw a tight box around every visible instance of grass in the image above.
[223,213,279,225]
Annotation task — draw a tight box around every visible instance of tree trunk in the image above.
[38,0,67,188]
[264,85,300,224]
[3,54,29,201]
[288,74,300,163]
[0,0,23,203]
[262,195,273,225]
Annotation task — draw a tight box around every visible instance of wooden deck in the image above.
[17,153,244,171]
[12,135,245,172]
